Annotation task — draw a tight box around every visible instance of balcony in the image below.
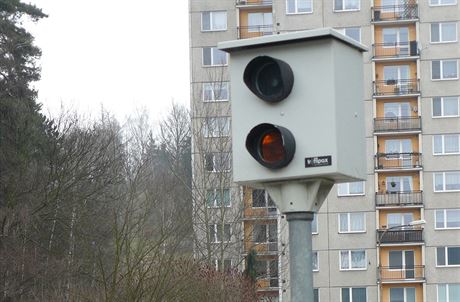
[238,25,273,39]
[374,117,421,133]
[375,152,422,170]
[243,207,278,220]
[373,79,420,97]
[377,229,423,244]
[244,241,278,255]
[378,265,425,282]
[373,41,419,60]
[375,191,423,207]
[236,0,273,7]
[372,4,418,23]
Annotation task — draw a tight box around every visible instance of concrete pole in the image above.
[286,211,315,302]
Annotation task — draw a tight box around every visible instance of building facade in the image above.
[189,0,460,301]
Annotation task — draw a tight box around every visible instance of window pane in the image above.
[341,251,350,269]
[312,251,318,270]
[253,224,266,243]
[349,181,364,194]
[287,0,296,13]
[431,23,440,42]
[269,224,277,242]
[205,153,214,171]
[446,172,460,190]
[350,213,365,231]
[437,247,446,265]
[298,0,312,12]
[312,213,318,233]
[441,23,457,41]
[384,28,398,44]
[434,135,443,154]
[389,251,403,269]
[252,189,266,207]
[447,209,460,228]
[212,48,227,65]
[351,250,366,268]
[207,190,215,207]
[406,288,416,302]
[438,284,447,302]
[433,97,442,116]
[314,288,319,302]
[352,288,367,302]
[435,173,444,191]
[342,288,350,302]
[444,135,459,153]
[338,183,348,195]
[390,288,404,302]
[443,60,458,79]
[203,48,212,65]
[449,284,460,302]
[202,12,210,30]
[436,210,445,228]
[340,214,349,232]
[335,0,343,10]
[212,12,226,30]
[444,97,459,116]
[447,247,460,265]
[432,61,441,79]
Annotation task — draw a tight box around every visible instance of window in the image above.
[436,209,460,229]
[387,213,413,228]
[313,251,319,271]
[438,284,460,302]
[252,223,277,244]
[334,0,360,11]
[383,27,409,51]
[430,0,456,6]
[336,27,361,42]
[203,117,230,137]
[384,65,410,83]
[202,82,229,102]
[207,188,230,208]
[433,134,460,155]
[341,288,367,302]
[338,181,365,196]
[433,96,460,117]
[252,189,277,209]
[339,213,366,233]
[205,153,231,172]
[431,22,457,43]
[382,0,405,12]
[255,259,278,287]
[215,259,232,272]
[314,288,319,302]
[389,251,416,279]
[340,250,366,270]
[286,0,313,14]
[437,246,460,266]
[312,213,318,234]
[390,287,416,302]
[201,11,227,31]
[384,102,411,118]
[434,171,460,192]
[209,223,231,242]
[432,60,458,80]
[385,138,412,154]
[386,176,413,192]
[202,47,227,66]
[247,12,272,33]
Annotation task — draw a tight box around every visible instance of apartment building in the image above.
[189,1,460,301]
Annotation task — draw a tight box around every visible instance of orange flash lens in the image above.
[260,131,285,163]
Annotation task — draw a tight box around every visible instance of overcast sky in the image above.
[28,0,190,123]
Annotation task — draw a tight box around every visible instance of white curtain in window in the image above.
[340,251,350,269]
[350,213,365,231]
[340,214,349,232]
[351,251,366,268]
[446,172,460,190]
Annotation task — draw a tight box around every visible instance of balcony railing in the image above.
[373,79,420,96]
[236,0,273,6]
[375,191,423,207]
[377,229,423,244]
[374,117,421,133]
[372,4,418,22]
[237,25,273,39]
[378,265,425,282]
[373,41,419,59]
[375,152,422,170]
[245,241,278,254]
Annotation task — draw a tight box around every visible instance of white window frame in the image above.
[209,223,231,243]
[336,27,361,43]
[435,209,460,230]
[434,171,460,192]
[437,284,460,302]
[339,213,366,233]
[201,11,227,32]
[339,250,367,270]
[430,22,458,43]
[431,59,459,80]
[202,47,228,66]
[286,0,313,14]
[433,134,460,155]
[436,246,460,267]
[389,287,416,302]
[313,251,319,271]
[203,116,230,138]
[202,82,229,102]
[432,96,460,118]
[206,188,231,208]
[337,181,365,196]
[340,287,368,302]
[429,0,457,6]
[334,0,360,11]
